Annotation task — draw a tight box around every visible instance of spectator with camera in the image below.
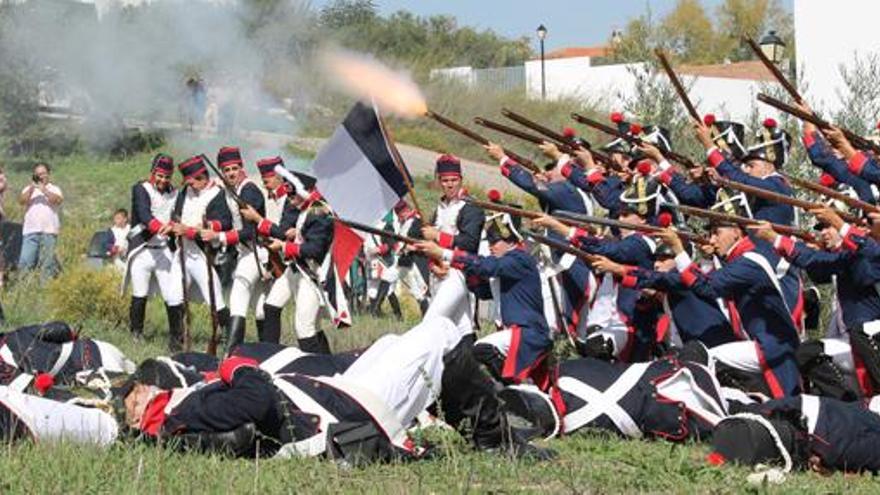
[18,162,63,278]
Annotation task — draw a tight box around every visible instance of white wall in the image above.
[429,66,475,86]
[795,0,880,113]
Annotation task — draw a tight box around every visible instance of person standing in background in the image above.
[18,162,63,279]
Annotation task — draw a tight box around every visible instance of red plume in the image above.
[562,127,576,138]
[819,173,836,187]
[34,373,55,395]
[636,160,653,176]
[610,112,624,123]
[703,114,716,126]
[487,189,502,202]
[629,123,643,135]
[706,452,726,466]
[657,211,673,228]
[763,117,778,128]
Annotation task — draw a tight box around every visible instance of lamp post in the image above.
[537,24,547,100]
[759,30,786,65]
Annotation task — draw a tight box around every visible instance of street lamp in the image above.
[537,24,547,100]
[759,30,786,65]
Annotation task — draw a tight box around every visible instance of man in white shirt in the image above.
[18,162,63,279]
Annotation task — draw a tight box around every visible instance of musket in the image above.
[203,217,220,357]
[480,113,615,168]
[522,229,599,263]
[780,172,880,215]
[743,36,803,104]
[756,93,880,156]
[377,112,426,219]
[200,153,265,281]
[655,49,701,122]
[339,218,422,246]
[425,110,541,173]
[571,112,700,169]
[553,210,709,245]
[672,204,817,243]
[173,211,192,351]
[714,175,861,224]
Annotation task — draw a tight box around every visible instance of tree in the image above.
[658,0,718,64]
[715,0,793,62]
[319,0,377,29]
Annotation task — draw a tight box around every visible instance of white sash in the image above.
[49,342,74,376]
[559,362,651,437]
[742,251,792,315]
[260,347,307,375]
[801,394,821,435]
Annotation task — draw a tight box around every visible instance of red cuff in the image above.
[257,219,273,237]
[377,244,389,255]
[775,236,796,258]
[680,263,701,287]
[586,170,604,185]
[657,169,675,186]
[802,130,817,149]
[148,218,163,235]
[185,227,198,240]
[500,159,514,177]
[438,232,454,249]
[140,391,171,436]
[849,152,868,176]
[224,230,239,246]
[208,220,222,232]
[707,149,725,168]
[842,227,867,252]
[560,162,574,178]
[618,266,638,288]
[450,248,468,270]
[219,356,259,384]
[283,242,301,259]
[109,245,120,256]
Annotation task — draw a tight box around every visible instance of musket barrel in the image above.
[716,176,861,224]
[781,172,880,215]
[744,36,803,103]
[655,49,701,122]
[673,204,816,242]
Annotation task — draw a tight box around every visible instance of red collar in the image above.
[725,236,755,261]
[269,183,288,200]
[139,390,171,436]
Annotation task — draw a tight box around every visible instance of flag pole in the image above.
[375,104,426,219]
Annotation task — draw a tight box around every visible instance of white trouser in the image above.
[425,269,473,338]
[93,340,137,374]
[342,317,461,427]
[129,247,183,305]
[182,245,227,311]
[228,251,268,318]
[265,267,322,339]
[0,386,118,447]
[709,341,762,374]
[398,265,428,301]
[821,337,855,374]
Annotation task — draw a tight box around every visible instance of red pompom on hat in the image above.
[610,112,625,123]
[703,114,716,126]
[487,189,502,202]
[629,123,643,135]
[657,211,673,228]
[562,127,576,138]
[33,373,55,395]
[636,160,653,176]
[706,452,726,466]
[763,117,778,128]
[819,173,837,187]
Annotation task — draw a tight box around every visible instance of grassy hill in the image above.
[0,150,874,494]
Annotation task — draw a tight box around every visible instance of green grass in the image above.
[0,150,876,494]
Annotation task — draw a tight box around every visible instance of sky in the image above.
[311,0,794,51]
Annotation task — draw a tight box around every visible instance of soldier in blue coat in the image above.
[418,213,553,388]
[595,205,802,398]
[693,117,795,226]
[710,394,880,474]
[753,209,880,399]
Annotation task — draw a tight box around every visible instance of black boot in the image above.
[438,338,556,460]
[387,293,403,321]
[217,308,230,344]
[165,304,185,352]
[224,316,247,356]
[370,281,391,318]
[299,331,331,354]
[130,296,147,339]
[418,298,429,317]
[261,304,282,344]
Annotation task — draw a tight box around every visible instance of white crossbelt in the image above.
[801,394,820,435]
[0,344,17,368]
[260,347,306,375]
[273,377,339,433]
[49,342,75,376]
[8,373,33,392]
[558,362,651,438]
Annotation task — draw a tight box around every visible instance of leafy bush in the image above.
[46,264,127,327]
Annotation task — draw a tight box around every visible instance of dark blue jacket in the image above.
[708,148,795,225]
[804,131,877,203]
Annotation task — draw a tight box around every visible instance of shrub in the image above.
[46,263,127,327]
